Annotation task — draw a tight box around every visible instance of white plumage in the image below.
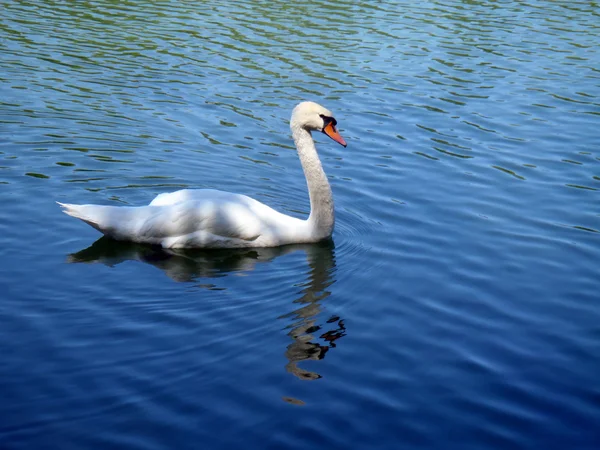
[58,102,347,249]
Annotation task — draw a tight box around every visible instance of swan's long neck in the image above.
[291,122,334,240]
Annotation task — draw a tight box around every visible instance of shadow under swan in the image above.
[68,237,346,380]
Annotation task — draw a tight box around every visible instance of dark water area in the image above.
[1,0,599,448]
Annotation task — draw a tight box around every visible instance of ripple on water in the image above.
[2,0,600,448]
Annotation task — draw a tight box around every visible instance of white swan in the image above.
[58,101,347,248]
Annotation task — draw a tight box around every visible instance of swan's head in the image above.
[291,101,347,147]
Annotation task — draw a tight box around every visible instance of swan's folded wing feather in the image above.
[149,189,236,207]
[150,190,197,207]
[138,200,263,242]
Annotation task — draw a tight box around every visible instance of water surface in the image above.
[1,1,599,449]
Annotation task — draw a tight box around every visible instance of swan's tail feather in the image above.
[56,202,125,237]
[57,202,106,232]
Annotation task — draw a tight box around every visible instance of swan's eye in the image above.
[319,114,337,128]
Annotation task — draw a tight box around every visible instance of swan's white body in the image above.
[59,102,347,249]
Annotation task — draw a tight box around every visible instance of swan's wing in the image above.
[60,194,270,246]
[150,189,194,206]
[139,198,265,242]
[149,189,233,206]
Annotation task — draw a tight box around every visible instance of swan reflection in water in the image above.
[69,237,346,380]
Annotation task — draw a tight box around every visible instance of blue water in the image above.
[1,0,599,448]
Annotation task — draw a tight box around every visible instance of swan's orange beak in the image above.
[322,122,347,147]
